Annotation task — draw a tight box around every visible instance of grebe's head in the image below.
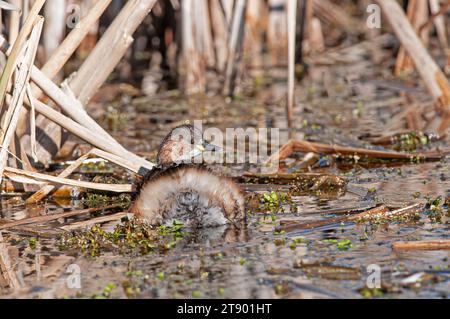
[157,124,219,165]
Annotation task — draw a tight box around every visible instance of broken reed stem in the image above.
[26,84,37,162]
[0,204,122,230]
[0,231,21,289]
[393,240,450,250]
[26,148,141,204]
[0,17,43,185]
[20,93,154,171]
[4,166,132,193]
[0,0,45,109]
[0,35,130,151]
[286,0,297,129]
[31,66,123,146]
[60,211,128,231]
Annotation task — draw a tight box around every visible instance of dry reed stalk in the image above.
[30,66,123,146]
[0,204,122,230]
[25,153,90,204]
[60,211,129,231]
[38,0,112,87]
[286,0,297,129]
[223,0,247,96]
[0,0,19,11]
[26,148,141,204]
[277,203,423,232]
[42,0,66,64]
[277,206,389,232]
[375,0,450,135]
[0,0,45,109]
[20,94,154,171]
[221,0,234,24]
[0,17,43,185]
[195,0,215,69]
[393,240,450,250]
[18,0,112,149]
[7,0,20,45]
[4,166,132,193]
[26,84,37,161]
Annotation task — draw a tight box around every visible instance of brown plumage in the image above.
[130,124,245,228]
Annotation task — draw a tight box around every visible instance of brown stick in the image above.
[0,0,45,109]
[393,240,450,250]
[277,203,423,232]
[26,148,141,204]
[266,139,446,164]
[22,94,154,171]
[0,231,21,288]
[0,204,122,230]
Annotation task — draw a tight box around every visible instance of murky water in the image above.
[0,38,449,298]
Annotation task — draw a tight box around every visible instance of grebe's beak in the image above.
[189,141,221,159]
[202,141,221,152]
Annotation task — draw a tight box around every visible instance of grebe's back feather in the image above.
[130,165,245,228]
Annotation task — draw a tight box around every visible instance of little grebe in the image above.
[130,124,245,228]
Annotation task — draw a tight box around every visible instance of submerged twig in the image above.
[60,211,129,231]
[26,148,140,204]
[0,204,122,231]
[276,203,423,232]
